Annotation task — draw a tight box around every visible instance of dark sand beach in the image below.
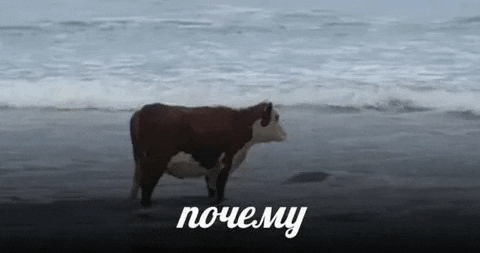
[2,106,480,252]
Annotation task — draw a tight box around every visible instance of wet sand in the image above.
[2,192,480,252]
[1,107,480,252]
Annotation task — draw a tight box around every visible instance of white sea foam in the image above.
[1,77,479,113]
[0,0,479,113]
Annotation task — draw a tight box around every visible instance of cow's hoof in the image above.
[207,197,223,206]
[140,199,152,208]
[210,197,226,207]
[207,188,216,198]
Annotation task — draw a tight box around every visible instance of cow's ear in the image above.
[261,103,273,127]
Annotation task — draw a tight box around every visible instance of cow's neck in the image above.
[238,103,265,126]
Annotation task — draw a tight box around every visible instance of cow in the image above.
[128,101,286,207]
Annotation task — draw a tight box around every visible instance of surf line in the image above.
[176,206,308,238]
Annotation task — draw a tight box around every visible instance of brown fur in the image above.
[130,102,273,206]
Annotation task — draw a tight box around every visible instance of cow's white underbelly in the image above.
[165,141,253,179]
[166,152,209,178]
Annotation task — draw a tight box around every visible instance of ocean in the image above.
[1,0,479,111]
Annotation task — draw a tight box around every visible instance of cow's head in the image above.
[251,102,287,143]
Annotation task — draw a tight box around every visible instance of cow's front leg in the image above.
[204,153,226,199]
[215,153,234,204]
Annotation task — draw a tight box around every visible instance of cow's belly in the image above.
[166,152,208,178]
[166,162,208,178]
[166,144,251,179]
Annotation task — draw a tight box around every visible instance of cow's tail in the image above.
[129,111,142,201]
[129,111,142,164]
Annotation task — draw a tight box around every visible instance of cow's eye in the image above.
[275,114,279,121]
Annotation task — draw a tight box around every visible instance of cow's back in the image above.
[131,103,250,156]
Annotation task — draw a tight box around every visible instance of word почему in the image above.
[176,206,308,238]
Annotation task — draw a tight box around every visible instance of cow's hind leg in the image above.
[205,175,216,198]
[138,156,169,207]
[128,165,140,202]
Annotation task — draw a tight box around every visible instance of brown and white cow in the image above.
[128,102,286,207]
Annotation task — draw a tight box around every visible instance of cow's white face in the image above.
[251,108,287,143]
